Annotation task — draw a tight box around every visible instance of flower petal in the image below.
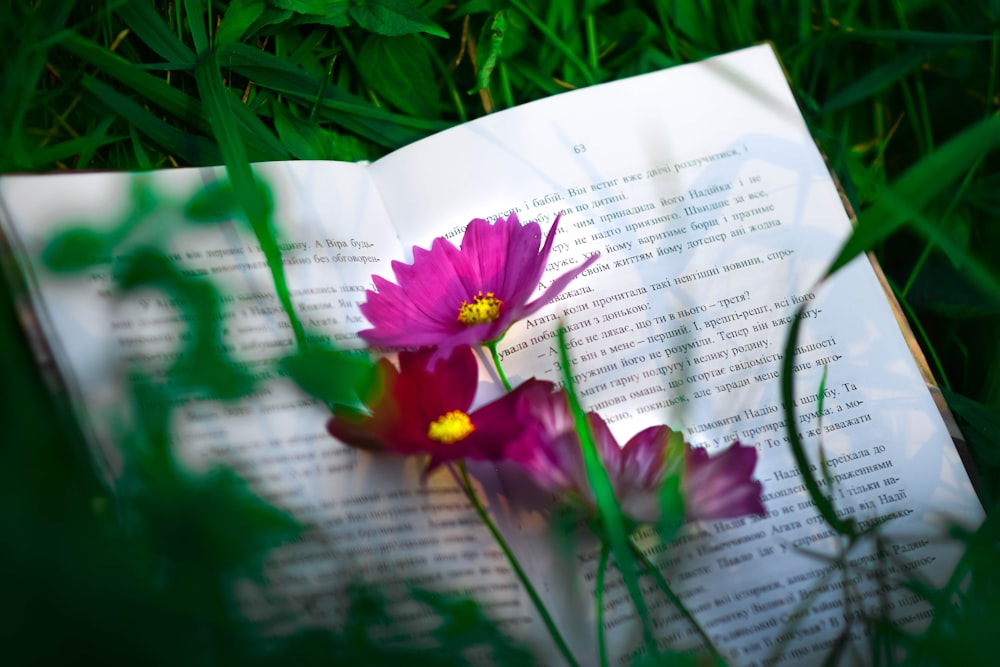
[423,377,531,474]
[505,383,620,512]
[359,275,456,347]
[504,381,579,488]
[519,251,600,321]
[398,346,477,419]
[328,346,530,477]
[358,213,593,354]
[683,441,765,521]
[619,426,670,491]
[496,214,548,304]
[458,216,514,291]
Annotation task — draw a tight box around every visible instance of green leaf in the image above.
[81,77,223,165]
[245,7,296,33]
[357,34,439,118]
[631,646,714,667]
[271,104,324,159]
[73,114,117,170]
[217,0,268,45]
[304,11,352,27]
[183,177,274,227]
[799,29,1000,52]
[21,137,122,171]
[828,114,1000,277]
[944,390,1000,467]
[468,11,506,95]
[280,346,374,408]
[129,125,154,170]
[349,0,448,38]
[62,30,300,165]
[272,101,370,161]
[656,428,686,540]
[656,474,684,541]
[906,253,1000,318]
[270,0,347,16]
[174,336,258,401]
[130,448,302,579]
[116,0,196,64]
[411,589,534,664]
[218,41,447,148]
[41,228,112,272]
[114,249,256,400]
[196,50,306,351]
[184,180,243,222]
[820,48,934,114]
[662,0,714,51]
[281,0,351,26]
[196,53,273,233]
[181,0,210,55]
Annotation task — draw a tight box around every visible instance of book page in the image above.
[0,44,987,666]
[368,44,985,665]
[0,162,556,657]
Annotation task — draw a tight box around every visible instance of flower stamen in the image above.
[458,291,503,326]
[428,410,476,444]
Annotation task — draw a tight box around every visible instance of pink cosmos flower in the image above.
[359,213,599,364]
[326,346,528,476]
[683,442,766,522]
[507,382,765,524]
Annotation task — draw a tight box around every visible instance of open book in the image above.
[0,44,985,666]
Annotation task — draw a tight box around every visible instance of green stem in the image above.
[486,340,512,391]
[585,15,599,75]
[556,329,655,655]
[455,462,580,667]
[498,61,514,110]
[900,155,984,300]
[596,541,611,667]
[626,537,722,662]
[426,42,468,123]
[193,50,307,352]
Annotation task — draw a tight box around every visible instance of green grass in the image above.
[1,1,999,665]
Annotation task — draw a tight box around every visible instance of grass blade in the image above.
[827,114,1000,276]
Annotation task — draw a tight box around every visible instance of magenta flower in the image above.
[359,213,599,364]
[683,441,766,522]
[503,381,616,506]
[326,346,528,475]
[506,382,765,524]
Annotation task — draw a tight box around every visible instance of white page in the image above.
[0,44,986,666]
[367,44,985,665]
[0,161,560,658]
[1,161,391,480]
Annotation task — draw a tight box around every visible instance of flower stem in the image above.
[627,537,722,661]
[595,541,611,667]
[486,340,512,392]
[454,462,580,667]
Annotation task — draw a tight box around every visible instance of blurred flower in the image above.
[507,382,765,524]
[326,346,527,476]
[504,380,613,504]
[683,440,766,521]
[358,213,599,364]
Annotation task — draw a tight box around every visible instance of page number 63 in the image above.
[573,144,587,154]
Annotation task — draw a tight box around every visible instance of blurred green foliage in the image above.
[2,0,999,665]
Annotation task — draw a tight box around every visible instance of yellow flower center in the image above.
[427,410,476,444]
[458,291,503,326]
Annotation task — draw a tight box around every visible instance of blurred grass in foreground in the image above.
[1,1,999,665]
